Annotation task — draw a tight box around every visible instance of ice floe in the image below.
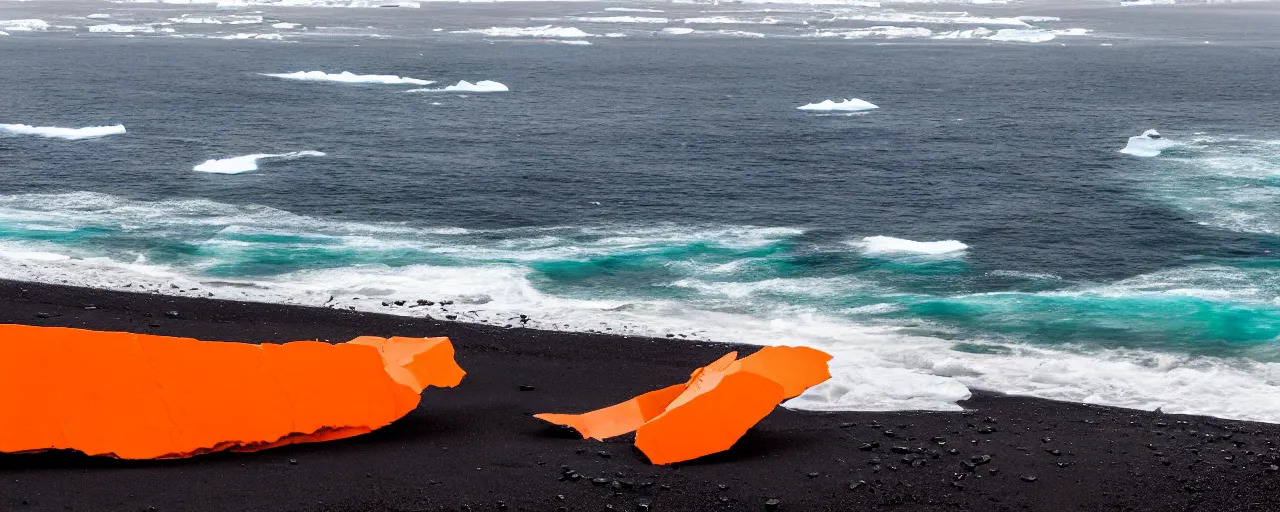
[193,151,325,174]
[0,124,126,140]
[571,16,669,23]
[0,19,49,31]
[797,98,879,111]
[405,80,509,93]
[604,7,665,12]
[261,71,432,85]
[88,24,165,33]
[856,236,968,256]
[682,16,779,24]
[662,27,694,34]
[272,22,302,29]
[86,14,112,20]
[1121,129,1179,157]
[452,26,593,38]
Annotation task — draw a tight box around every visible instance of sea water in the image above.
[2,0,1280,421]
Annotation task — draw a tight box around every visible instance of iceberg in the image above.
[1120,129,1178,157]
[797,98,878,112]
[0,124,126,140]
[193,151,325,174]
[261,71,433,85]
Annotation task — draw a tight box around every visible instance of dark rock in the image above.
[289,459,298,465]
[1045,449,1062,456]
[598,451,612,459]
[971,455,992,466]
[164,310,180,319]
[883,430,895,438]
[417,299,433,306]
[519,385,536,391]
[839,422,857,428]
[1041,437,1052,444]
[849,480,866,491]
[592,478,609,486]
[891,446,911,454]
[978,427,998,434]
[807,472,820,478]
[764,498,781,511]
[497,501,507,510]
[859,442,880,451]
[636,504,650,512]
[1020,475,1037,483]
[446,315,458,320]
[35,312,50,319]
[930,436,946,444]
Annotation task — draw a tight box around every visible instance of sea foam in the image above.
[193,151,325,174]
[3,191,1280,422]
[797,98,879,112]
[261,71,433,85]
[0,124,126,140]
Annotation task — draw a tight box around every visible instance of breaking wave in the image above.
[1,191,1279,421]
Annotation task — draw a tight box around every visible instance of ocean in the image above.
[2,0,1280,421]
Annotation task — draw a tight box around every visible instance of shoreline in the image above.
[2,278,1279,511]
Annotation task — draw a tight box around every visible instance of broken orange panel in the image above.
[0,324,464,459]
[535,346,832,464]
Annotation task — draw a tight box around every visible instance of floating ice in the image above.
[986,28,1088,43]
[193,151,325,174]
[169,15,223,23]
[220,32,285,39]
[797,98,879,112]
[572,16,668,23]
[261,71,433,85]
[604,7,665,12]
[1121,129,1179,157]
[405,80,510,93]
[836,12,1031,26]
[272,22,302,29]
[0,124,126,140]
[857,236,968,256]
[0,19,50,31]
[86,14,112,20]
[662,27,694,35]
[88,24,158,33]
[682,16,779,24]
[815,26,935,39]
[452,26,593,38]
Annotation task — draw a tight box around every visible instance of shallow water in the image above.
[2,0,1280,421]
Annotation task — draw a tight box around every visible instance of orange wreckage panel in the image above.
[535,346,832,464]
[0,324,464,459]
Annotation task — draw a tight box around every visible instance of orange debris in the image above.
[535,346,832,464]
[0,324,464,459]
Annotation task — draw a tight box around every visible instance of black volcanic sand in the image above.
[2,280,1280,512]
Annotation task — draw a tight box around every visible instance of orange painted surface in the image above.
[535,346,832,464]
[0,324,464,459]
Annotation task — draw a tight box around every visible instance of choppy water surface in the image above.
[3,0,1280,421]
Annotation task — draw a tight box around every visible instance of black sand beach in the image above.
[2,279,1280,512]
